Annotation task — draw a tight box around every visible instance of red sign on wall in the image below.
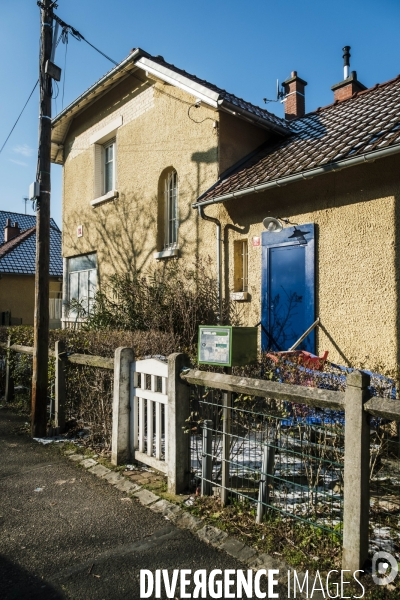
[252,236,261,247]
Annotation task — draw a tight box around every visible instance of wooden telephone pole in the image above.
[31,0,54,437]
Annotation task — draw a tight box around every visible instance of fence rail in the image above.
[181,367,400,572]
[2,338,400,573]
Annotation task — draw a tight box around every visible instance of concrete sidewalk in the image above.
[0,408,289,600]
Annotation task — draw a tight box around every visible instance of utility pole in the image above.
[31,0,53,437]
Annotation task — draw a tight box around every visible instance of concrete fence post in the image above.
[167,352,191,494]
[111,347,134,466]
[54,340,66,432]
[342,370,371,572]
[201,419,213,496]
[5,336,14,403]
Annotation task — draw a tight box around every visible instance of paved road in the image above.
[0,408,288,600]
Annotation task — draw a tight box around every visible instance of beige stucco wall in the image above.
[0,275,61,326]
[59,71,400,373]
[62,75,221,281]
[217,154,400,374]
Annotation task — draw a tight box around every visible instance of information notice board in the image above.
[198,327,231,366]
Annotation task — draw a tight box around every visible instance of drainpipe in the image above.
[197,205,222,322]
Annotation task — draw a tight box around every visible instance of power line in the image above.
[0,80,39,155]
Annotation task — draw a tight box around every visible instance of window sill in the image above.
[153,247,179,260]
[90,190,118,207]
[230,291,250,302]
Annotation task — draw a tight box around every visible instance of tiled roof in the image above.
[0,212,62,276]
[0,211,60,245]
[52,48,289,163]
[144,53,288,130]
[197,75,400,204]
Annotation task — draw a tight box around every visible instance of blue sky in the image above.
[1,0,399,228]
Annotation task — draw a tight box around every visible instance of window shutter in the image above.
[93,144,104,199]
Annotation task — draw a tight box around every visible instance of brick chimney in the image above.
[331,46,366,101]
[4,219,20,242]
[282,71,307,120]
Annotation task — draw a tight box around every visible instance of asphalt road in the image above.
[0,408,288,600]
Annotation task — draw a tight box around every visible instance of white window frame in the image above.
[231,239,249,301]
[103,138,116,195]
[63,254,97,325]
[164,170,178,249]
[90,116,122,207]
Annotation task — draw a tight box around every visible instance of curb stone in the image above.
[65,451,303,597]
[197,524,229,548]
[150,499,182,520]
[220,538,256,563]
[173,512,203,531]
[80,458,97,469]
[103,471,124,485]
[134,489,159,506]
[114,480,141,494]
[88,464,110,478]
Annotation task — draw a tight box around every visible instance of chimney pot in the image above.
[4,220,21,242]
[282,71,307,120]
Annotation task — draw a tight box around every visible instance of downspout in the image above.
[197,205,222,322]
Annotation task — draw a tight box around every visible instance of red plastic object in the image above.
[266,350,329,371]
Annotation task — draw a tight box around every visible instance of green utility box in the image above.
[198,326,258,367]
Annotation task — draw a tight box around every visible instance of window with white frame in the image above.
[164,170,178,248]
[233,239,249,292]
[104,139,115,194]
[66,253,97,319]
[90,116,122,205]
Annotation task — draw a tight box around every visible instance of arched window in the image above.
[164,170,178,248]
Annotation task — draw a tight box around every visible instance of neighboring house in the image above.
[0,211,63,328]
[52,48,400,374]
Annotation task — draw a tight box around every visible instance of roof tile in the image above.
[198,76,400,203]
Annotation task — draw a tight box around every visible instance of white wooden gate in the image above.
[130,358,168,473]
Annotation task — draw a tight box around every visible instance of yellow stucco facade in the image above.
[58,67,400,374]
[0,275,61,327]
[215,153,400,374]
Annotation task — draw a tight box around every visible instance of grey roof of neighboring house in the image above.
[0,211,62,276]
[196,74,400,205]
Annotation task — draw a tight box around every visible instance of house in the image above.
[51,48,287,327]
[52,48,400,375]
[0,211,63,328]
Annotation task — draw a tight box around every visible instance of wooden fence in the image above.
[2,339,400,573]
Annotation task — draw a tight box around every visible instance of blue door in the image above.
[261,224,315,352]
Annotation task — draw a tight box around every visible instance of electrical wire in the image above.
[61,28,68,109]
[0,80,39,156]
[187,104,215,124]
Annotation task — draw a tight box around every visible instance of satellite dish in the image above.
[263,217,283,232]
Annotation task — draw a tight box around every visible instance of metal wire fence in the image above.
[189,358,399,564]
[190,385,345,559]
[369,418,400,562]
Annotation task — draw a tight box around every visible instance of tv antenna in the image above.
[263,79,285,104]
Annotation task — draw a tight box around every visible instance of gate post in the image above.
[342,370,370,572]
[111,347,134,466]
[167,353,191,494]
